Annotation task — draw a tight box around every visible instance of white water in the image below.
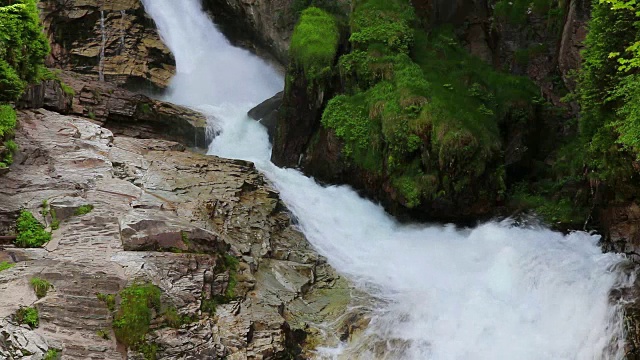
[99,9,106,82]
[142,0,634,358]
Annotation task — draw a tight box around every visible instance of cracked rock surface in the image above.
[0,109,356,359]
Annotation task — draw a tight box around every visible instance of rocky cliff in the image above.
[0,109,355,359]
[39,0,175,91]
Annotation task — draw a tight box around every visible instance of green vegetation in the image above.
[30,277,52,298]
[43,349,60,360]
[511,183,587,225]
[138,103,151,114]
[50,208,59,230]
[493,0,566,25]
[0,0,49,102]
[200,253,240,314]
[0,105,16,168]
[96,329,110,340]
[289,7,339,83]
[0,104,16,139]
[74,204,94,216]
[15,306,39,328]
[97,292,116,311]
[112,283,161,349]
[0,0,49,172]
[0,261,14,272]
[318,0,539,209]
[573,0,640,202]
[162,306,195,328]
[15,210,51,248]
[60,81,75,97]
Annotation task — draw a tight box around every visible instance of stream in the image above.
[141,0,634,358]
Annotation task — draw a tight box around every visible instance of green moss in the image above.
[43,349,60,360]
[30,277,52,298]
[74,204,94,216]
[320,0,540,209]
[112,283,161,348]
[15,210,51,248]
[15,306,39,328]
[0,261,15,272]
[138,103,151,114]
[290,7,339,82]
[511,183,587,226]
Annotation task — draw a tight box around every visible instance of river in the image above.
[141,0,633,358]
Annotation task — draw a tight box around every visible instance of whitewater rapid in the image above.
[141,0,634,358]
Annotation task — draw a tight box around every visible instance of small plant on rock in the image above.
[112,282,161,348]
[97,292,116,312]
[96,328,110,340]
[43,349,60,360]
[74,204,94,216]
[15,210,51,248]
[30,277,52,298]
[0,261,15,272]
[15,306,39,328]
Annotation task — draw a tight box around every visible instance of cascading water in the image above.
[119,10,126,54]
[141,0,635,358]
[99,9,106,82]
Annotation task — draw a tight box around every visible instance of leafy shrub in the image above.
[30,277,52,298]
[0,105,16,139]
[15,210,51,248]
[0,0,50,102]
[15,306,39,328]
[113,283,161,348]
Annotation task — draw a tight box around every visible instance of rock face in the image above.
[201,0,297,64]
[0,110,353,359]
[39,0,175,90]
[18,70,208,148]
[201,0,349,65]
[247,91,283,143]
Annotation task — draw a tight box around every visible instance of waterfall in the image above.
[119,10,126,54]
[141,0,635,358]
[98,9,106,82]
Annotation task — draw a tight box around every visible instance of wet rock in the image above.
[248,91,283,142]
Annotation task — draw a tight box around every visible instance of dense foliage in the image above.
[316,0,539,209]
[576,0,640,197]
[0,0,48,169]
[0,0,49,102]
